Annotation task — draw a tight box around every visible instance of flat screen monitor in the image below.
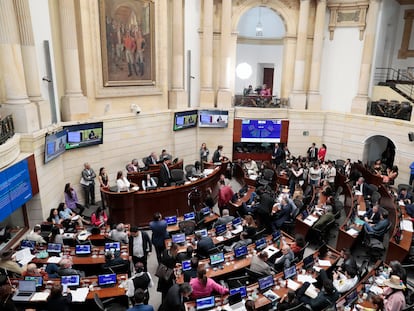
[98,273,117,287]
[165,215,177,226]
[171,233,186,244]
[184,212,195,221]
[255,238,267,251]
[272,231,281,242]
[232,217,242,227]
[258,275,274,292]
[196,296,215,311]
[104,242,121,252]
[201,207,210,216]
[303,254,314,269]
[229,286,247,298]
[47,243,62,253]
[198,110,229,128]
[24,276,43,287]
[20,240,36,250]
[215,224,227,236]
[63,122,103,150]
[61,275,80,288]
[44,130,67,163]
[173,110,198,131]
[241,119,282,143]
[75,244,91,256]
[182,260,191,271]
[234,245,248,259]
[195,229,208,238]
[283,265,297,280]
[209,252,225,266]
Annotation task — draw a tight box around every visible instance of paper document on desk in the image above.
[231,226,243,235]
[346,228,360,236]
[318,259,331,267]
[303,215,318,226]
[401,219,413,232]
[47,256,62,264]
[305,284,318,299]
[203,169,214,176]
[287,279,301,291]
[354,190,363,196]
[369,284,383,295]
[263,289,280,302]
[297,274,317,284]
[15,248,35,266]
[357,211,366,216]
[215,236,224,242]
[71,287,89,302]
[31,292,50,301]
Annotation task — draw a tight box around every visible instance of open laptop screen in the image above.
[98,273,117,287]
[182,260,191,271]
[272,231,281,241]
[104,242,121,252]
[255,238,267,251]
[229,286,247,298]
[171,233,186,244]
[47,243,62,253]
[24,276,43,287]
[303,254,314,269]
[165,215,178,225]
[232,217,242,227]
[20,240,36,250]
[196,296,215,311]
[75,244,91,255]
[234,245,248,259]
[195,229,208,238]
[18,280,36,292]
[283,265,297,280]
[258,275,274,291]
[184,212,195,221]
[209,252,225,266]
[215,224,227,236]
[61,275,80,288]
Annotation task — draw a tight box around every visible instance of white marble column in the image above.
[217,0,232,108]
[14,0,51,128]
[58,0,88,121]
[307,0,326,111]
[199,0,214,108]
[0,0,39,133]
[281,36,297,100]
[290,0,310,109]
[351,0,381,114]
[169,0,187,109]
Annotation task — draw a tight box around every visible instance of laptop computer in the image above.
[61,275,80,290]
[12,280,36,301]
[47,243,62,255]
[231,217,243,235]
[104,242,121,252]
[303,254,315,270]
[201,207,211,216]
[20,240,36,251]
[24,276,43,290]
[255,238,267,251]
[234,245,248,260]
[196,296,215,311]
[229,286,247,298]
[215,223,227,236]
[98,273,117,288]
[182,260,191,271]
[75,244,91,256]
[209,252,225,268]
[195,228,208,238]
[283,265,297,280]
[228,292,244,311]
[272,231,281,242]
[184,212,196,221]
[165,215,178,226]
[258,275,275,293]
[171,233,186,245]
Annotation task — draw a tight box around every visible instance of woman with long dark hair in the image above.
[64,183,84,215]
[46,284,72,311]
[90,206,108,227]
[47,208,62,225]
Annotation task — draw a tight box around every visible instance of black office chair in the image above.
[179,220,196,235]
[358,259,370,279]
[102,262,130,276]
[284,302,307,311]
[185,164,195,180]
[293,242,309,263]
[93,293,127,311]
[310,219,336,246]
[171,169,186,186]
[251,228,266,242]
[362,225,386,262]
[257,169,275,188]
[398,183,412,193]
[245,267,266,284]
[282,207,301,236]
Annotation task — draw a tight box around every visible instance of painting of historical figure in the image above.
[99,0,154,86]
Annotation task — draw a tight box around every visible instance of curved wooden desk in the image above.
[103,163,228,227]
[126,159,184,185]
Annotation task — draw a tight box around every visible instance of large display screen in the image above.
[0,158,33,222]
[173,110,198,131]
[44,130,67,163]
[198,110,229,128]
[63,122,103,150]
[241,119,281,143]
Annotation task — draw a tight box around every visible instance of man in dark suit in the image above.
[271,143,284,166]
[313,205,335,230]
[212,145,224,163]
[159,157,172,187]
[363,204,381,224]
[158,283,192,311]
[272,197,292,230]
[364,210,389,239]
[129,226,152,271]
[195,232,214,259]
[307,143,318,162]
[355,177,373,199]
[144,152,158,167]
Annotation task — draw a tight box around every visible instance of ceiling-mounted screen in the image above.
[241,119,281,143]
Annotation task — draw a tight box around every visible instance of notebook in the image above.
[263,245,279,258]
[263,289,280,302]
[98,273,117,288]
[196,296,215,311]
[12,280,36,301]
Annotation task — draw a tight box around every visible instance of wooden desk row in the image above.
[166,214,219,233]
[126,160,184,185]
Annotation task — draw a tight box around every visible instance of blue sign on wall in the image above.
[0,158,33,222]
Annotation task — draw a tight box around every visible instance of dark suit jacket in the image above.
[145,156,157,167]
[129,230,152,258]
[196,236,215,258]
[364,209,381,224]
[273,203,291,228]
[159,163,171,187]
[212,149,221,162]
[313,212,335,230]
[372,219,389,235]
[149,220,168,248]
[358,182,373,199]
[47,293,72,311]
[159,284,185,311]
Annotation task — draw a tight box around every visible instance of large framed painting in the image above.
[99,0,155,86]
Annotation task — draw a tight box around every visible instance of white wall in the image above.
[237,7,285,38]
[391,4,414,70]
[185,0,200,107]
[235,44,283,96]
[320,26,363,112]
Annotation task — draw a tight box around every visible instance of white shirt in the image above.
[132,233,144,258]
[141,177,157,190]
[117,177,130,192]
[327,166,337,183]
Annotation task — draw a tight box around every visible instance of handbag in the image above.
[155,263,173,281]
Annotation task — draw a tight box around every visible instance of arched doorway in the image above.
[363,135,396,169]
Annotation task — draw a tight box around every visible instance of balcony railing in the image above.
[367,100,412,121]
[233,95,288,108]
[0,115,15,145]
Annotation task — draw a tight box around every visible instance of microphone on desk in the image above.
[176,209,179,218]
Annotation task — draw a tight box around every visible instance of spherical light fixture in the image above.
[236,62,252,80]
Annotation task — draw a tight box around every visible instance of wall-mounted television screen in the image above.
[198,110,229,128]
[44,130,67,163]
[173,110,198,131]
[63,122,103,150]
[241,119,281,143]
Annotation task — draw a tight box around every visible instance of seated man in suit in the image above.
[313,205,335,231]
[364,210,390,239]
[213,209,234,228]
[159,149,172,161]
[272,197,292,230]
[355,177,373,199]
[273,244,294,272]
[194,232,215,259]
[57,258,85,277]
[398,187,412,203]
[224,232,252,252]
[145,152,158,167]
[363,204,382,224]
[250,251,273,276]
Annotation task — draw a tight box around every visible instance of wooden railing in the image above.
[0,114,14,145]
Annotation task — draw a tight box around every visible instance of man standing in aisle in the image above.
[129,226,152,272]
[81,162,96,208]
